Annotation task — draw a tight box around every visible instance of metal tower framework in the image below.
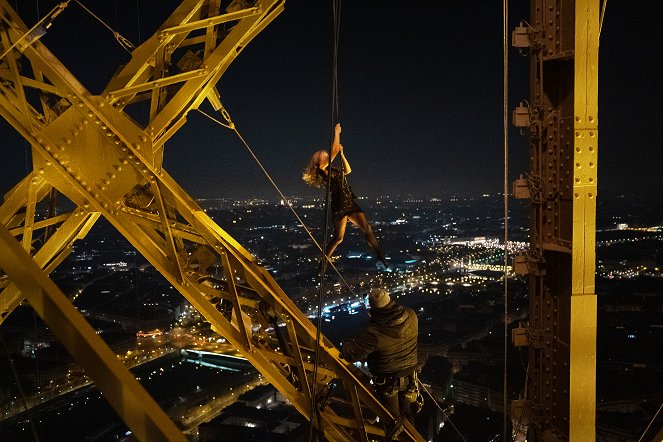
[513,1,598,440]
[0,1,424,441]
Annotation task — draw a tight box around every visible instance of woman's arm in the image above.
[340,147,352,175]
[330,123,342,161]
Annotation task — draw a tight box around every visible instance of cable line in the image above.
[0,0,71,61]
[417,378,467,442]
[73,0,135,52]
[502,0,511,439]
[638,401,663,442]
[599,0,608,40]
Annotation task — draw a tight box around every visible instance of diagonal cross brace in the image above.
[0,1,426,440]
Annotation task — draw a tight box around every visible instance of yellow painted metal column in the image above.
[570,1,599,440]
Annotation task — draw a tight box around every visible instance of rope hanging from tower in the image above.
[310,0,342,438]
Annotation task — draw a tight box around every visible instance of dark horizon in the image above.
[1,2,662,200]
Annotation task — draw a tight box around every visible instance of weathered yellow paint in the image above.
[571,1,599,440]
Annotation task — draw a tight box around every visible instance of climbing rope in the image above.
[502,0,510,438]
[0,0,71,61]
[417,379,467,442]
[73,0,135,52]
[310,1,343,439]
[638,401,663,442]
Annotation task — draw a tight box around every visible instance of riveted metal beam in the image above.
[0,224,187,442]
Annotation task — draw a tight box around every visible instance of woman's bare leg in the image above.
[347,211,387,265]
[325,215,348,260]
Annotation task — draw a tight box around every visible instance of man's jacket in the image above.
[341,300,418,378]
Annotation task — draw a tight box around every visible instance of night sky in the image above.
[1,1,662,199]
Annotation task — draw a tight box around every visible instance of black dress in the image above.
[318,167,362,221]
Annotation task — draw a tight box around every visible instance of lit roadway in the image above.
[0,315,239,421]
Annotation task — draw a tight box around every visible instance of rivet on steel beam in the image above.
[83,203,90,209]
[134,144,141,150]
[38,168,45,174]
[86,186,92,192]
[94,193,99,199]
[65,138,72,144]
[110,173,116,179]
[45,145,51,151]
[53,153,59,159]
[87,111,94,118]
[121,159,128,165]
[114,164,122,171]
[140,136,147,142]
[59,145,66,151]
[66,167,72,173]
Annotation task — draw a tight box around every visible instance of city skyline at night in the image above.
[1,1,662,441]
[1,1,662,199]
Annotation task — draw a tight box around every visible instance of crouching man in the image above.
[340,288,420,433]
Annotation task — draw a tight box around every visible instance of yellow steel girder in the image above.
[0,224,187,442]
[570,1,599,440]
[0,1,425,440]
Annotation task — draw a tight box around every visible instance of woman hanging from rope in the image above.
[303,123,388,272]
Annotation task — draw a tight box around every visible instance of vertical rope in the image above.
[502,0,510,439]
[309,2,342,440]
[135,0,142,44]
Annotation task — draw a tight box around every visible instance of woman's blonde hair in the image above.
[302,150,327,188]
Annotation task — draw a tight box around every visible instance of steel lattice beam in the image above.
[0,1,425,440]
[514,1,598,440]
